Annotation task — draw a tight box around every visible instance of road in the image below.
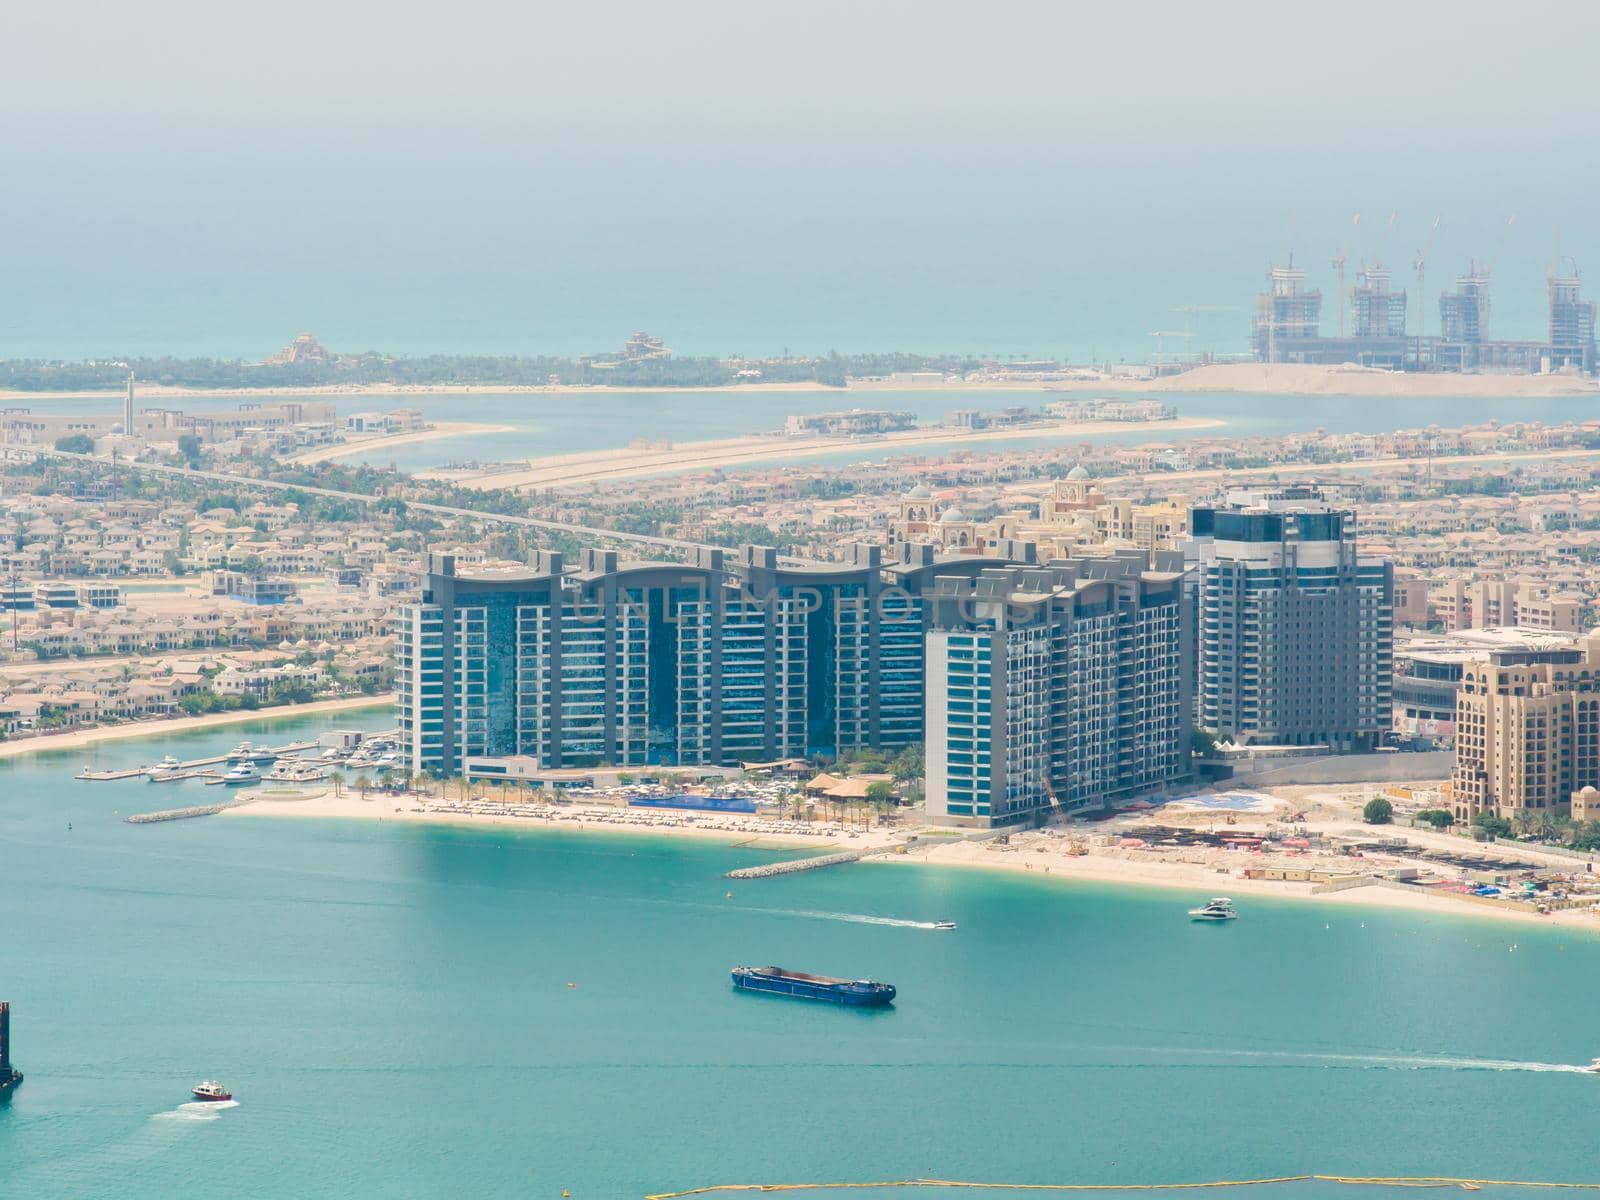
[24,448,738,559]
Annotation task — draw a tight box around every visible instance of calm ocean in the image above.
[2,709,1598,1198]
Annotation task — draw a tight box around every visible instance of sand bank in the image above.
[0,695,394,760]
[1065,363,1600,398]
[423,416,1223,490]
[283,422,515,465]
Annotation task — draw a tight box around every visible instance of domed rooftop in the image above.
[905,484,932,499]
[1065,464,1090,480]
[940,507,967,524]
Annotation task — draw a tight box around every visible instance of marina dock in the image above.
[77,739,341,781]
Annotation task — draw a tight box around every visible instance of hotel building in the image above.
[1191,491,1393,751]
[1450,638,1600,824]
[924,555,1190,826]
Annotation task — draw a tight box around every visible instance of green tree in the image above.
[1472,812,1513,838]
[176,434,203,462]
[1190,727,1219,757]
[1362,797,1394,825]
[54,434,95,454]
[1416,808,1454,829]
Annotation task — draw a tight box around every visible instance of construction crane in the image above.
[1171,305,1243,359]
[1413,215,1442,370]
[1147,329,1194,366]
[1332,213,1361,338]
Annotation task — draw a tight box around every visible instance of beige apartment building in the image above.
[1451,639,1600,824]
[1429,579,1582,633]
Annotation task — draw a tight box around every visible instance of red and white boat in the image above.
[191,1080,232,1102]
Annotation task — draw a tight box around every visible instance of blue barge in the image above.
[731,965,896,1006]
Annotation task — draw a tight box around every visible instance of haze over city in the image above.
[6,0,1600,359]
[7,3,1600,1198]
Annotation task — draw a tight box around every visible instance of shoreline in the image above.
[2,363,1595,403]
[0,695,394,759]
[224,789,1600,935]
[283,421,516,464]
[425,416,1224,490]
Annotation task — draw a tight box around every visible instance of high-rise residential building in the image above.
[1191,490,1393,751]
[397,543,1192,818]
[396,542,1000,777]
[1450,638,1600,825]
[924,555,1190,827]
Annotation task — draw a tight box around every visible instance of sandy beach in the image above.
[1075,362,1600,398]
[0,695,394,759]
[283,421,516,464]
[220,779,1600,934]
[422,416,1224,490]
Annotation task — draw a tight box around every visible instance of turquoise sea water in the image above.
[4,708,1600,1198]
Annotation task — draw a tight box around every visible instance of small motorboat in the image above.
[1584,1057,1600,1073]
[191,1080,232,1102]
[931,921,957,931]
[1188,897,1238,922]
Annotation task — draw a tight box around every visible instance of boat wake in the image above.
[151,1099,240,1122]
[784,909,946,930]
[1189,1047,1589,1074]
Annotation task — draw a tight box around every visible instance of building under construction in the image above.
[1252,255,1596,374]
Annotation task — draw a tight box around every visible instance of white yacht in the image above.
[145,755,181,776]
[1188,897,1238,922]
[264,760,327,783]
[220,762,262,786]
[226,742,277,765]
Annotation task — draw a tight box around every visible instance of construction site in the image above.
[1250,223,1598,375]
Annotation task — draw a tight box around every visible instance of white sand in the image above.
[222,781,1600,934]
[0,696,394,760]
[283,422,516,465]
[426,417,1223,491]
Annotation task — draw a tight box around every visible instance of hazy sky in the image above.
[5,1,1599,360]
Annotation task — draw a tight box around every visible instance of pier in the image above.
[77,739,333,782]
[725,850,870,879]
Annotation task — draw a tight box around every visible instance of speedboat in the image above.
[191,1080,232,1102]
[1188,897,1238,921]
[932,921,957,931]
[220,762,261,786]
[1585,1058,1600,1073]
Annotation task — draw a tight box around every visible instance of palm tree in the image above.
[329,769,345,797]
[355,773,372,801]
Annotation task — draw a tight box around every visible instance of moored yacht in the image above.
[226,742,277,765]
[1188,897,1238,921]
[220,762,262,785]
